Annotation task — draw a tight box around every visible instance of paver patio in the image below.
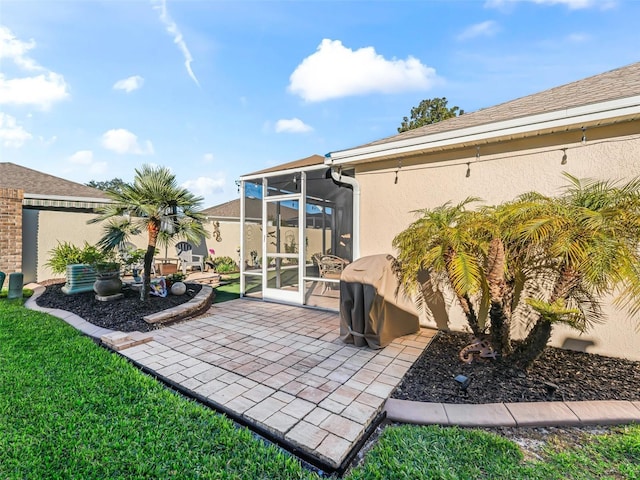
[119,298,436,469]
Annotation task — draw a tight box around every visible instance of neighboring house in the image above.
[0,163,110,283]
[238,62,640,359]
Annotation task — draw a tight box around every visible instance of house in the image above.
[238,62,640,359]
[0,163,109,283]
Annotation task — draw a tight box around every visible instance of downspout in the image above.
[330,167,360,260]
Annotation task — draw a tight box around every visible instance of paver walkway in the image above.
[119,299,435,470]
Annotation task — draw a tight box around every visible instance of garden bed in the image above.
[36,282,202,333]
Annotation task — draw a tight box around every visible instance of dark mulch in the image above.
[36,282,202,333]
[392,331,640,404]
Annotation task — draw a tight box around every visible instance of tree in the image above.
[397,97,464,133]
[88,165,208,301]
[392,198,486,336]
[86,178,128,193]
[393,174,640,370]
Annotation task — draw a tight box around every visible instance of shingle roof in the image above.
[202,197,297,219]
[0,162,108,199]
[354,61,640,149]
[242,154,325,177]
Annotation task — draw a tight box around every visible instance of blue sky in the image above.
[1,0,639,208]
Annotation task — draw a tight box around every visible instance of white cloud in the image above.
[101,128,154,155]
[151,0,200,86]
[566,33,590,43]
[0,26,40,71]
[182,174,225,197]
[275,118,313,133]
[203,153,214,163]
[68,150,94,164]
[485,0,615,9]
[0,27,70,109]
[113,75,144,93]
[67,150,107,174]
[0,73,69,109]
[288,39,438,102]
[0,112,32,147]
[38,135,57,146]
[457,21,500,41]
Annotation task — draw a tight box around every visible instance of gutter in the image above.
[326,95,640,165]
[329,164,360,260]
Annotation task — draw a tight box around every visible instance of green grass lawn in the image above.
[1,298,638,479]
[213,273,240,303]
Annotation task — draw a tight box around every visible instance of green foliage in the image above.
[397,97,464,133]
[45,242,109,274]
[85,177,127,193]
[394,174,640,368]
[0,301,318,479]
[165,272,186,284]
[88,165,208,301]
[211,256,238,273]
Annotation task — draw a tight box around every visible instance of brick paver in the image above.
[117,298,436,469]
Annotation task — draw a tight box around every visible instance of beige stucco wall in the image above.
[32,212,237,281]
[355,121,640,360]
[34,210,105,282]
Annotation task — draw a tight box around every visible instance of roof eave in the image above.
[326,95,640,166]
[25,193,111,203]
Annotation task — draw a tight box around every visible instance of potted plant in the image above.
[93,258,122,297]
[164,272,186,289]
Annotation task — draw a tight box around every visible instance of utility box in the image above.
[62,264,96,294]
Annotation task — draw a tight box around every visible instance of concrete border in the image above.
[384,398,640,427]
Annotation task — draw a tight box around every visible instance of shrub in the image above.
[46,242,109,274]
[211,256,237,273]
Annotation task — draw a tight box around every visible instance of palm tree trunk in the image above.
[457,292,481,336]
[486,238,511,355]
[513,266,580,369]
[142,221,161,301]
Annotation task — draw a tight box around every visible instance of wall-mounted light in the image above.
[465,162,471,178]
[561,148,568,165]
[581,127,587,144]
[394,160,402,184]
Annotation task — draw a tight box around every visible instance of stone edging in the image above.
[385,398,640,427]
[143,285,214,324]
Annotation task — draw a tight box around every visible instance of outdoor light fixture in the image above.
[465,162,471,178]
[581,126,587,144]
[561,148,568,165]
[454,374,472,391]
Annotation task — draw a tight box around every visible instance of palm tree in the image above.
[89,165,208,301]
[393,198,487,336]
[510,174,640,367]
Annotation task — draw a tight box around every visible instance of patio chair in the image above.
[318,254,349,293]
[175,241,204,274]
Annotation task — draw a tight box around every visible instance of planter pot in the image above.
[157,262,178,276]
[93,271,123,297]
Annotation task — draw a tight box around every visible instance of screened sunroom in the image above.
[238,155,356,310]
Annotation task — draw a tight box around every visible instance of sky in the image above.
[1,0,639,208]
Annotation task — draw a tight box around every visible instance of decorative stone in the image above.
[171,281,186,295]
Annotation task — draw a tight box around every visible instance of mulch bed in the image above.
[36,282,202,333]
[392,331,640,404]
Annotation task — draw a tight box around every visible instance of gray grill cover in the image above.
[340,254,419,349]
